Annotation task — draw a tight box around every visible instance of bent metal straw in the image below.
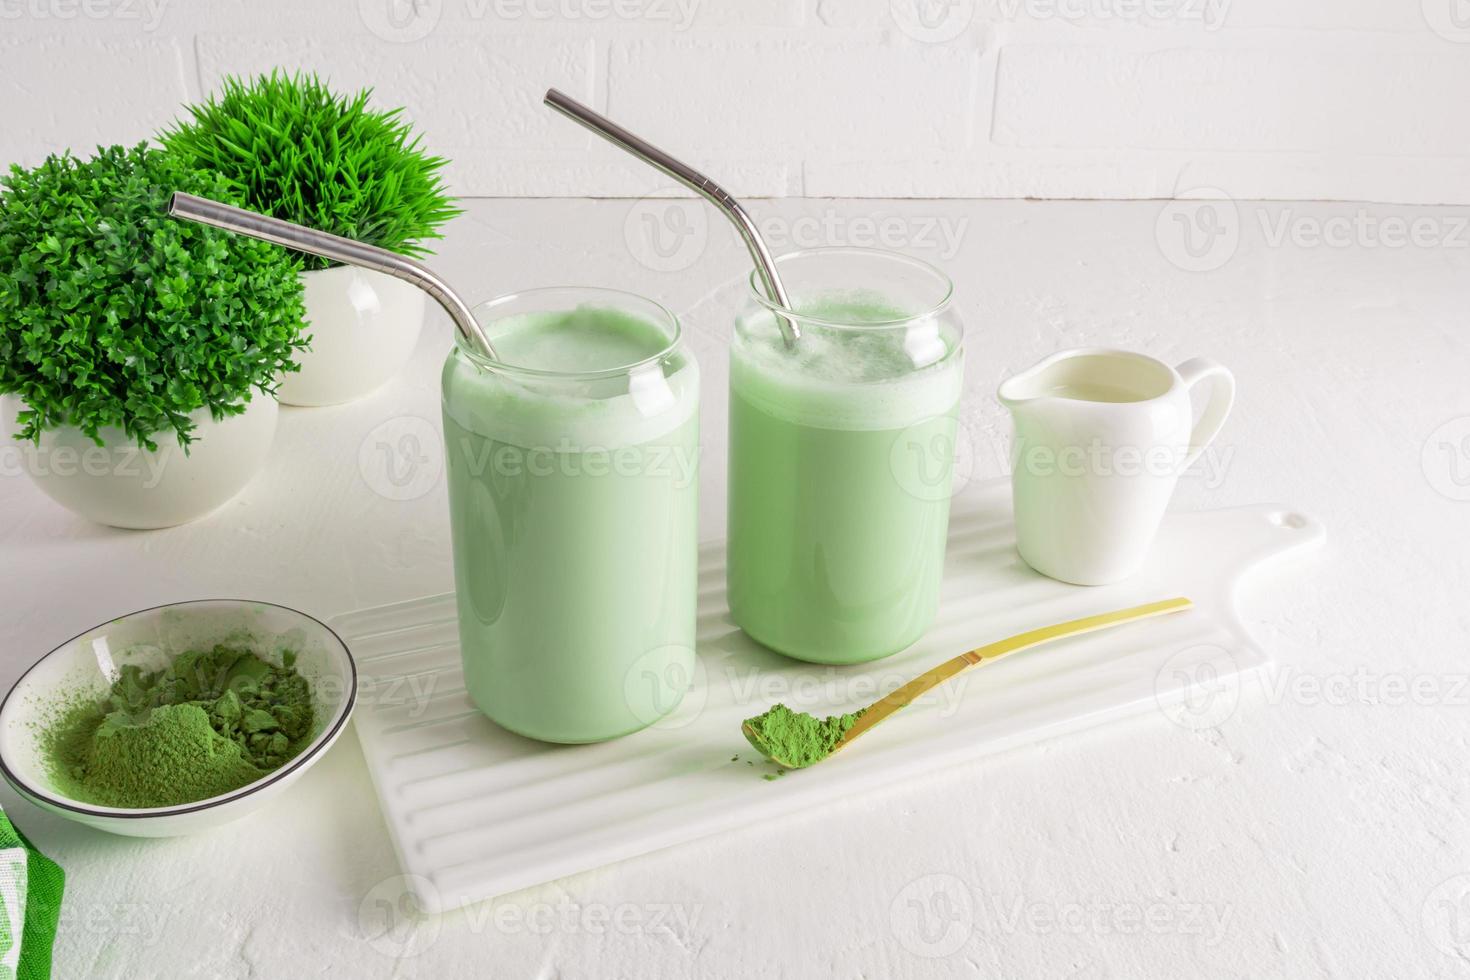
[543,88,799,349]
[167,192,499,361]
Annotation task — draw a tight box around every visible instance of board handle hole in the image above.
[1268,511,1309,530]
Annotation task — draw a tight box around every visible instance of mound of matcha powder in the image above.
[742,703,864,770]
[42,646,314,808]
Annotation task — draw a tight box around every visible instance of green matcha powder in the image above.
[742,703,864,770]
[41,646,314,808]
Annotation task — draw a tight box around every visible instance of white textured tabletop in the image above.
[3,198,1467,978]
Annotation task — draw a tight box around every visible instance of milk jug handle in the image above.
[1175,357,1235,469]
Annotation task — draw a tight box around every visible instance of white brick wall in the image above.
[2,0,1468,203]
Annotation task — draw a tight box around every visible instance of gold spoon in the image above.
[741,597,1193,769]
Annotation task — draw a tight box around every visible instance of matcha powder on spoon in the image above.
[41,646,315,809]
[742,703,864,770]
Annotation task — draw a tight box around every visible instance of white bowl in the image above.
[3,392,279,530]
[0,600,356,837]
[278,266,427,406]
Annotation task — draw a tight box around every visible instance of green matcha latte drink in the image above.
[442,288,699,743]
[728,248,964,665]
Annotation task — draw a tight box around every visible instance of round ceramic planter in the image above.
[3,392,278,529]
[279,265,427,406]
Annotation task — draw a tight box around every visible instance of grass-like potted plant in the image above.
[161,72,461,406]
[0,143,307,528]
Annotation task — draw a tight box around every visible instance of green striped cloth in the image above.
[0,808,62,980]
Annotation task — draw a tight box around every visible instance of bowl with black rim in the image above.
[0,600,356,837]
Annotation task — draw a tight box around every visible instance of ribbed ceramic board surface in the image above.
[333,482,1323,913]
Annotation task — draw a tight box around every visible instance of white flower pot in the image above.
[4,392,278,529]
[279,266,427,406]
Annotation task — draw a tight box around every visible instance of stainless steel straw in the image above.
[543,88,800,348]
[167,192,499,360]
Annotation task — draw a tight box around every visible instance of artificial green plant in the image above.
[159,71,461,270]
[0,143,307,450]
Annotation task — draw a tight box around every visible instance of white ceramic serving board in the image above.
[332,482,1323,913]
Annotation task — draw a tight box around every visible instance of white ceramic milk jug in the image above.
[997,348,1235,586]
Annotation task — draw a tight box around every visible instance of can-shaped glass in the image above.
[442,287,700,743]
[727,248,964,665]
